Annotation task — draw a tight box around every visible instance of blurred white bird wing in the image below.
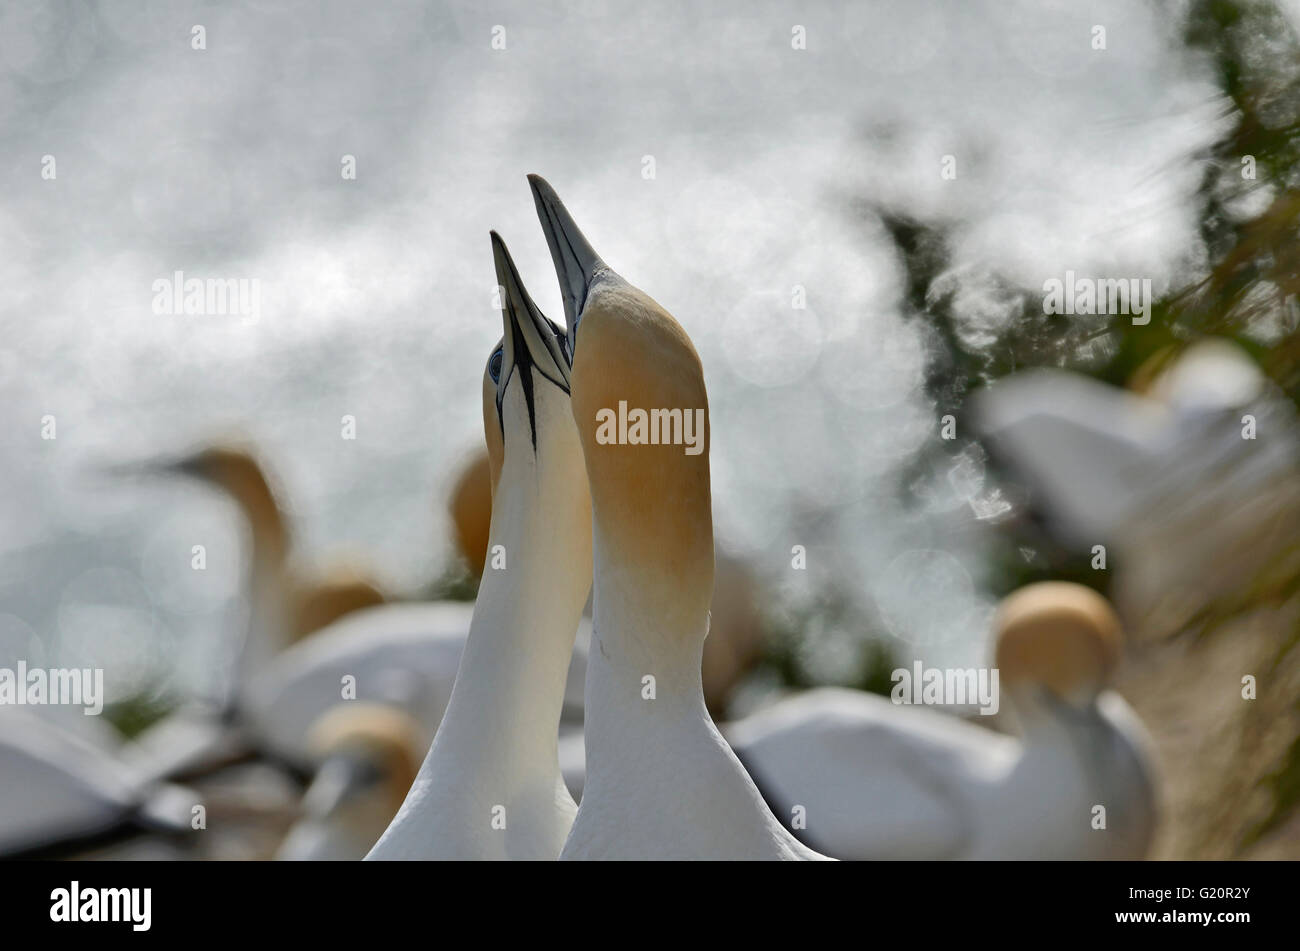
[243,601,475,763]
[243,601,590,764]
[122,704,250,783]
[0,712,153,854]
[727,689,1015,860]
[974,370,1171,545]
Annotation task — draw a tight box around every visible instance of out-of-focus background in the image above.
[1,0,1298,859]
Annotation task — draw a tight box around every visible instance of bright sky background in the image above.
[0,0,1235,700]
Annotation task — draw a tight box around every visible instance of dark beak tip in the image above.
[526,173,558,206]
[491,234,521,290]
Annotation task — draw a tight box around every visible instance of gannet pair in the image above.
[726,582,1159,859]
[368,177,1159,861]
[368,178,818,859]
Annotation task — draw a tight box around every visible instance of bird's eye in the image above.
[488,348,503,383]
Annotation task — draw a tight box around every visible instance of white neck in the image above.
[563,533,817,860]
[367,457,586,860]
[233,526,292,704]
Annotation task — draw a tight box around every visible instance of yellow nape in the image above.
[570,283,713,621]
[994,581,1123,695]
[307,703,423,807]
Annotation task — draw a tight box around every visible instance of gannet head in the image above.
[994,581,1123,706]
[1147,338,1264,416]
[483,228,577,469]
[529,175,714,627]
[167,444,272,502]
[479,230,592,582]
[275,702,424,859]
[527,173,610,358]
[304,702,423,819]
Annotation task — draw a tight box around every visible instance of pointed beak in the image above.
[302,753,383,817]
[527,174,606,353]
[491,230,570,391]
[91,454,203,482]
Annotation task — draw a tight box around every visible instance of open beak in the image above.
[527,174,607,355]
[491,231,570,390]
[490,231,570,451]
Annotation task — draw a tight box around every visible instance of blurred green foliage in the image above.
[103,688,176,739]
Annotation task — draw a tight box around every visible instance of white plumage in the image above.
[0,709,197,856]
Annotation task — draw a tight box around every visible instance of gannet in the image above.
[529,174,826,860]
[726,582,1159,859]
[103,443,385,759]
[365,231,592,860]
[93,443,387,784]
[275,703,422,860]
[0,709,200,857]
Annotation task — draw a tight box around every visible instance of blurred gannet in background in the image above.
[275,703,422,860]
[530,175,825,860]
[105,444,388,781]
[365,231,592,860]
[448,449,494,576]
[974,339,1300,631]
[145,445,386,667]
[726,582,1159,859]
[0,708,200,857]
